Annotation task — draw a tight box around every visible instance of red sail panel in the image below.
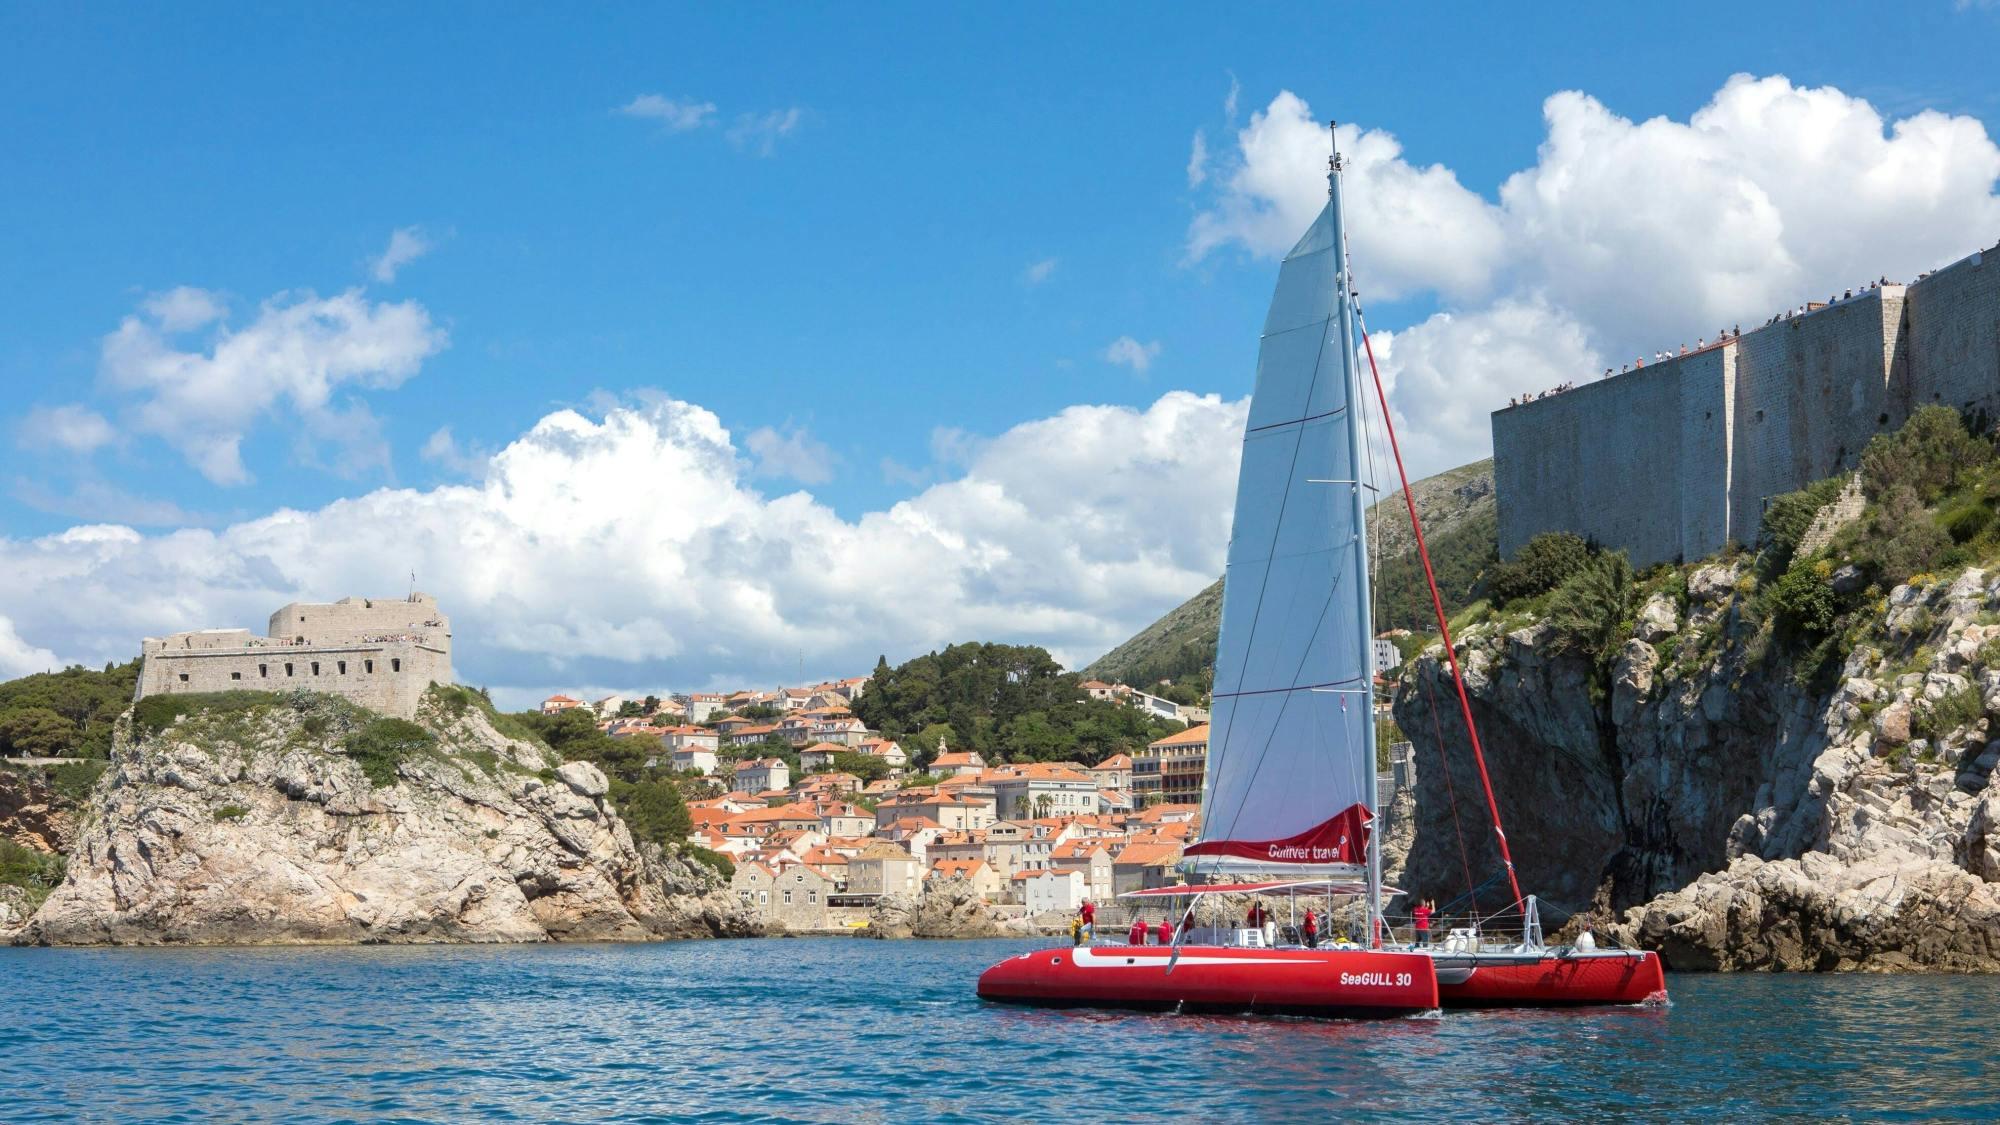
[1183,804,1370,865]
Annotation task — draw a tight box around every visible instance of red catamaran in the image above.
[978,128,1663,1016]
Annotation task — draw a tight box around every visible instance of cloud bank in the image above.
[1190,74,2000,478]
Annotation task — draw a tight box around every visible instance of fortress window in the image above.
[259,664,268,678]
[311,662,321,676]
[178,673,189,683]
[365,660,374,673]
[392,658,402,673]
[1755,410,1765,423]
[337,661,347,675]
[285,663,294,677]
[230,672,242,681]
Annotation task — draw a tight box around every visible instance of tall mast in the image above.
[1327,124,1385,947]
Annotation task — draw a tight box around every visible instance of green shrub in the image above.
[1913,686,1984,743]
[1771,556,1839,640]
[214,804,249,821]
[608,776,694,848]
[1487,532,1592,606]
[685,845,734,880]
[343,717,435,788]
[1939,500,1993,545]
[1860,405,1993,504]
[46,760,107,803]
[132,691,282,739]
[1544,551,1635,660]
[0,838,65,904]
[1759,475,1850,577]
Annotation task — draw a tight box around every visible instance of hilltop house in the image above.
[733,757,791,794]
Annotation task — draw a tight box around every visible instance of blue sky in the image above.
[3,3,1998,701]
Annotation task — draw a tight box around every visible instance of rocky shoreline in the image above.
[4,692,758,947]
[1397,561,2000,972]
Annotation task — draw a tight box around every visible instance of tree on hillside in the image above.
[854,642,1183,766]
[0,660,141,759]
[0,707,77,758]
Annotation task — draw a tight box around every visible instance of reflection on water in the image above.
[1,939,1996,1122]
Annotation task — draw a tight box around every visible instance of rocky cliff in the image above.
[1395,562,2000,970]
[8,690,757,945]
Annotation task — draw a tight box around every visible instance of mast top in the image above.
[1328,119,1342,188]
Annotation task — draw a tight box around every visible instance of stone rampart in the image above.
[136,594,453,719]
[1494,240,2000,565]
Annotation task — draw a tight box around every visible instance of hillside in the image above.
[1082,458,1497,685]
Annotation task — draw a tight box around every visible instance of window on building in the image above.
[337,661,346,675]
[285,663,294,677]
[758,891,767,904]
[178,673,189,683]
[365,660,374,673]
[259,664,268,678]
[782,889,792,904]
[230,672,242,681]
[808,891,818,904]
[392,658,401,672]
[311,662,320,676]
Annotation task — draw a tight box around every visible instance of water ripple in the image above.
[2,940,1997,1122]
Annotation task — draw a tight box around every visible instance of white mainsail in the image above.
[1187,161,1377,881]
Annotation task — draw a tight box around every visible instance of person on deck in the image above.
[1156,916,1174,945]
[1412,900,1433,945]
[1069,916,1084,947]
[1128,916,1148,945]
[1079,900,1095,943]
[1302,909,1320,949]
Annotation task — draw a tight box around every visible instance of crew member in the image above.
[1302,909,1320,949]
[1128,916,1148,945]
[1156,915,1174,945]
[1413,899,1433,945]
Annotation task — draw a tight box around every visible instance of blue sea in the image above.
[2,938,1995,1123]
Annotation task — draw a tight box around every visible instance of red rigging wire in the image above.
[1354,303,1525,912]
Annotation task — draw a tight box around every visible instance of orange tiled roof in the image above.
[1147,724,1211,749]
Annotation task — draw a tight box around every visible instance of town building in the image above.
[847,841,921,898]
[733,757,791,794]
[136,594,453,720]
[1024,869,1086,915]
[541,694,585,714]
[1134,724,1210,805]
[987,763,1100,821]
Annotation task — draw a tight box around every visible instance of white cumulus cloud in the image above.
[617,94,718,132]
[728,108,806,156]
[1193,76,2000,473]
[98,287,448,485]
[1103,336,1162,374]
[370,226,434,283]
[17,404,117,454]
[0,614,61,679]
[746,424,838,485]
[0,391,1247,703]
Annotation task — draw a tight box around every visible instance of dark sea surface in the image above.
[2,938,1995,1123]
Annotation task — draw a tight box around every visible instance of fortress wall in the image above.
[268,594,449,648]
[136,642,451,719]
[1676,346,1736,560]
[1494,360,1685,566]
[1908,246,2000,423]
[1726,290,1899,544]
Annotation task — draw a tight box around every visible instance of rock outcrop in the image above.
[18,691,756,945]
[0,768,76,855]
[866,876,1005,939]
[1396,564,2000,971]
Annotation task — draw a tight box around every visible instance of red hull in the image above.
[1434,950,1666,1007]
[977,945,1438,1018]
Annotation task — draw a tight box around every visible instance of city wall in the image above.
[1495,243,1999,566]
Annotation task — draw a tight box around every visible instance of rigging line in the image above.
[1202,247,1340,837]
[1245,405,1348,434]
[1353,296,1525,912]
[1413,649,1480,914]
[1211,675,1364,700]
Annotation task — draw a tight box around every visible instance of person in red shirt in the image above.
[1128,916,1148,945]
[1155,916,1174,945]
[1412,900,1433,945]
[1302,909,1320,949]
[1079,899,1096,942]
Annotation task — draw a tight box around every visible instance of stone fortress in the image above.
[1493,239,2000,566]
[136,594,453,719]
